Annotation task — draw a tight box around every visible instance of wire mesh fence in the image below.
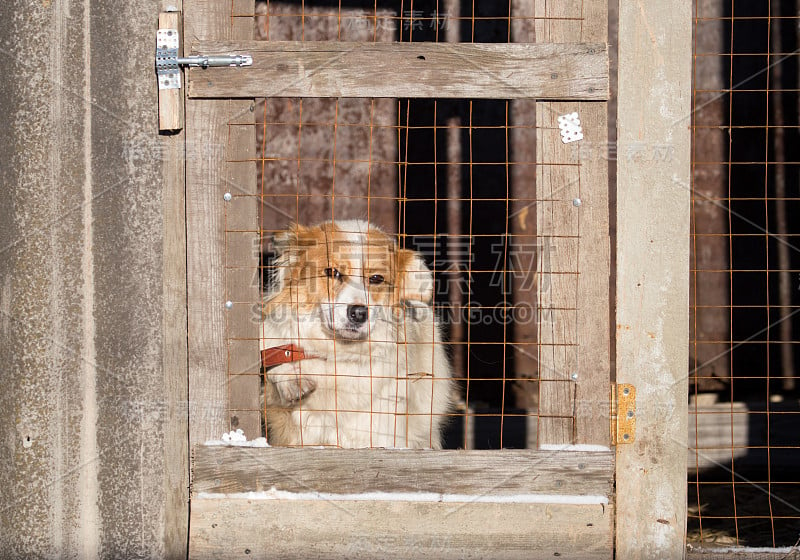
[689,0,800,551]
[216,0,604,450]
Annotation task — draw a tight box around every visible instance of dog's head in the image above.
[267,220,433,341]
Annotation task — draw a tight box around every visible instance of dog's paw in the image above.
[269,365,317,404]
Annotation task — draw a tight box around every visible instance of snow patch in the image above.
[205,429,270,447]
[539,444,611,452]
[196,488,609,505]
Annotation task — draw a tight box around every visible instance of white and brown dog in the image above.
[260,219,454,448]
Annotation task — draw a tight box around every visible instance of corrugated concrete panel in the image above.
[0,1,188,558]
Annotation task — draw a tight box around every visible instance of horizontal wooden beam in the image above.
[190,498,612,559]
[186,41,609,100]
[192,446,613,497]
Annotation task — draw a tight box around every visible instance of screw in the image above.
[622,387,630,396]
[225,301,233,309]
[572,198,582,207]
[627,410,634,419]
[223,192,232,201]
[570,372,578,381]
[622,433,630,441]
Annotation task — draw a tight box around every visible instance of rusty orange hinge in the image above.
[611,384,636,445]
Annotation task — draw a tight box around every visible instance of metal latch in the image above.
[156,28,252,91]
[611,384,636,445]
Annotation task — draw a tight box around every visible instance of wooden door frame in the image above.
[174,0,691,558]
[615,1,692,558]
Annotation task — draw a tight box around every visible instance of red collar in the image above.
[261,344,312,369]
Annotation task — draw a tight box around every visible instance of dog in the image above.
[260,219,455,448]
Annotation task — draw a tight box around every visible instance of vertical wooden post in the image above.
[510,0,540,412]
[185,0,258,447]
[158,1,190,554]
[691,0,731,393]
[443,0,466,417]
[616,0,691,557]
[534,0,610,447]
[769,5,796,392]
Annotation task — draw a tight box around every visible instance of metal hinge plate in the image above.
[156,29,181,90]
[611,383,636,445]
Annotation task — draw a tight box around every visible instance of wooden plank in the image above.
[615,0,692,557]
[189,498,613,560]
[573,0,611,449]
[225,118,260,440]
[158,11,184,132]
[192,447,614,497]
[574,102,611,447]
[534,0,611,448]
[186,41,609,100]
[533,2,579,448]
[159,4,188,558]
[510,2,540,411]
[185,0,255,449]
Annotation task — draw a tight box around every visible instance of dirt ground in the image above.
[687,472,800,549]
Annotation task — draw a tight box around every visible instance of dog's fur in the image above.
[260,219,454,448]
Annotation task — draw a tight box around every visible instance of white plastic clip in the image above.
[557,112,583,144]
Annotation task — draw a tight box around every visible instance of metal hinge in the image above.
[156,28,252,91]
[611,384,636,445]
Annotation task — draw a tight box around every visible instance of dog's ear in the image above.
[266,224,311,296]
[272,223,307,255]
[396,249,434,305]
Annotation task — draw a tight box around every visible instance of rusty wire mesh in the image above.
[214,0,595,450]
[689,0,800,551]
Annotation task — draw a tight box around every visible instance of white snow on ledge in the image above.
[204,429,270,448]
[195,488,609,505]
[539,444,611,452]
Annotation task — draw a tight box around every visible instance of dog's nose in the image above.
[347,304,368,324]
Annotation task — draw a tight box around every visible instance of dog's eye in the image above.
[324,267,342,281]
[368,274,385,285]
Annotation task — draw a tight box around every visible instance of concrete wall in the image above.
[0,0,188,558]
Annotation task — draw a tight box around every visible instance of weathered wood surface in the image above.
[160,5,189,557]
[187,41,609,100]
[615,0,692,557]
[158,11,184,131]
[225,119,260,439]
[509,2,540,410]
[189,498,613,560]
[534,0,611,448]
[185,0,257,448]
[535,101,580,445]
[192,447,614,497]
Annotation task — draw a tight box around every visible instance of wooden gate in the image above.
[169,1,691,557]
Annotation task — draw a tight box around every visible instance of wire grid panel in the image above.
[217,0,610,451]
[689,0,800,551]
